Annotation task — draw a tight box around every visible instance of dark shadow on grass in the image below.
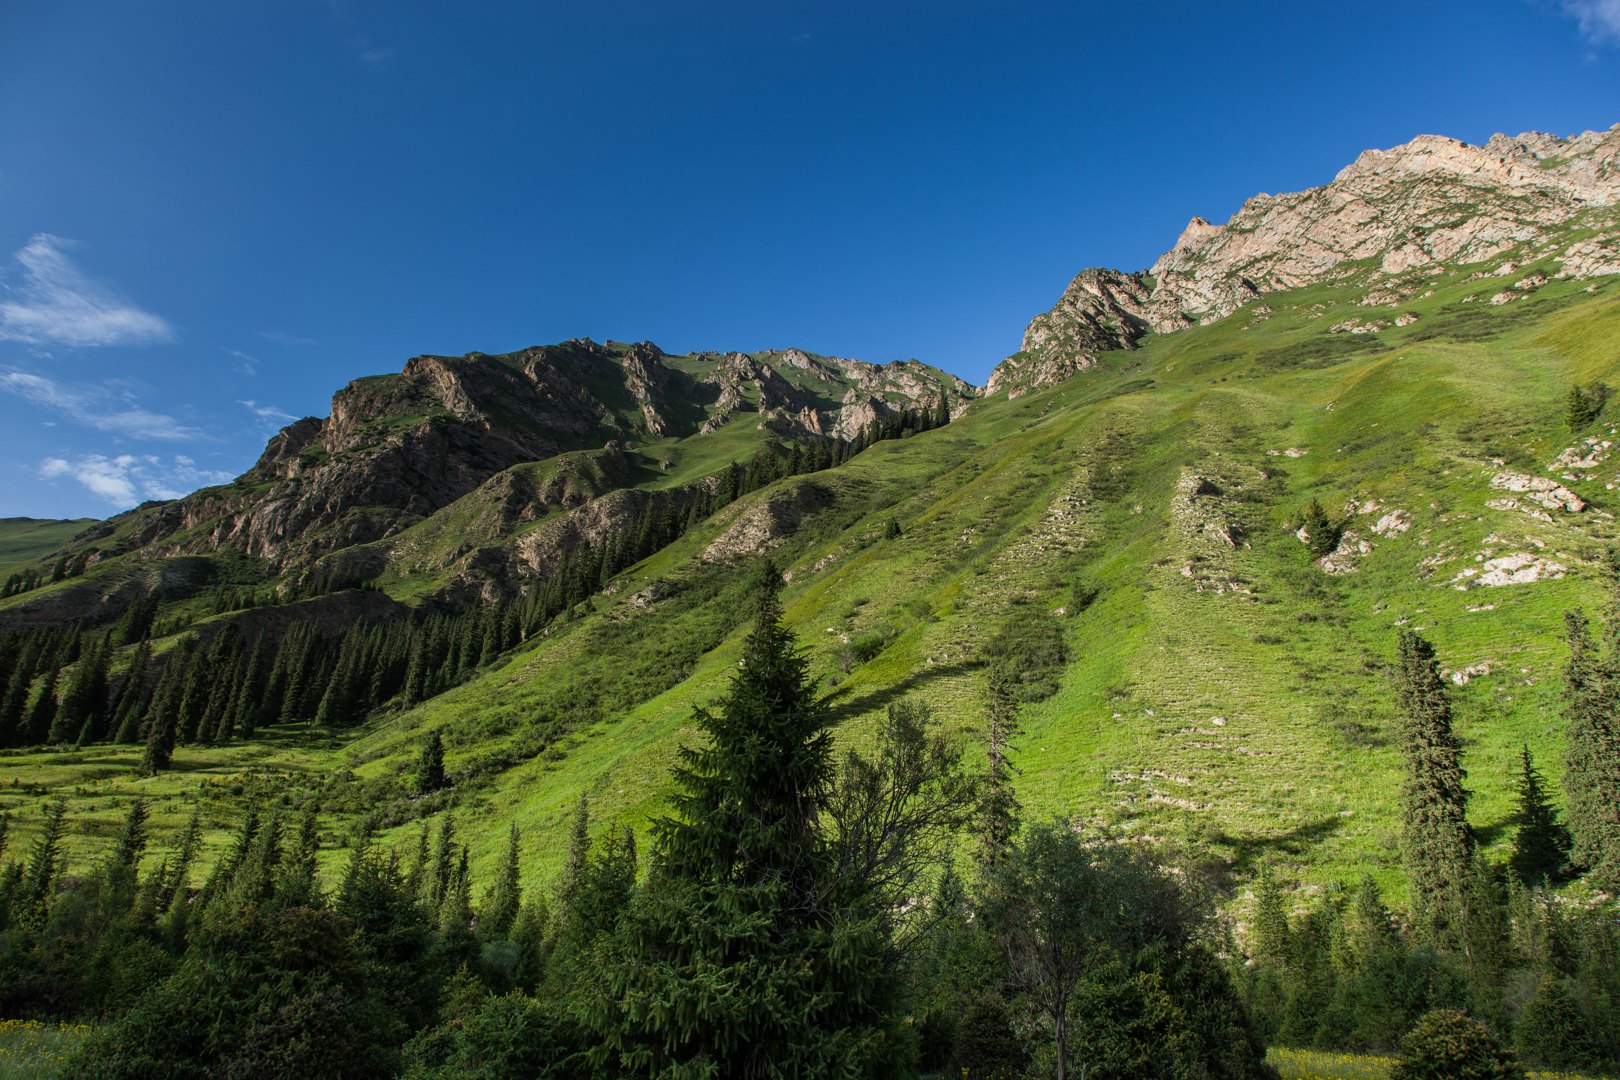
[1196,815,1348,891]
[1472,815,1515,851]
[821,659,982,724]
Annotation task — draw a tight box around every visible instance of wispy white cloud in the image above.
[1562,0,1620,41]
[38,453,234,507]
[226,348,258,375]
[239,399,296,425]
[0,370,198,440]
[0,234,174,348]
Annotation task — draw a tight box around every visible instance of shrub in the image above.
[1392,1009,1524,1080]
[1297,498,1343,558]
[1567,382,1609,431]
[1515,973,1604,1071]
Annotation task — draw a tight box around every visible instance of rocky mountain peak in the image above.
[990,124,1620,397]
[92,339,972,579]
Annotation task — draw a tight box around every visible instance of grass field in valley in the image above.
[1268,1047,1614,1080]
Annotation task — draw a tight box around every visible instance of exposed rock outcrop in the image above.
[992,126,1620,397]
[621,341,674,437]
[85,339,971,583]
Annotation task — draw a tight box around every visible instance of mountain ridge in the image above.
[3,123,1620,912]
[991,124,1620,396]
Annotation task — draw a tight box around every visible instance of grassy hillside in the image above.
[3,262,1618,909]
[0,519,95,575]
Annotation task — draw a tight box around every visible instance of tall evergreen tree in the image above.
[1251,865,1293,970]
[553,793,591,930]
[1392,629,1473,950]
[425,814,456,909]
[0,653,32,747]
[52,636,108,744]
[17,797,68,929]
[1509,745,1571,885]
[108,640,153,744]
[276,807,322,908]
[23,671,58,746]
[102,797,149,916]
[414,730,447,795]
[979,665,1022,866]
[315,629,364,726]
[590,562,906,1076]
[1563,610,1620,888]
[142,689,178,774]
[479,824,522,941]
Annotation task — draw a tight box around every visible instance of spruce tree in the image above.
[591,562,905,1076]
[414,730,447,794]
[979,665,1022,866]
[554,793,591,930]
[102,798,148,915]
[158,808,203,944]
[315,630,363,726]
[1562,610,1620,888]
[1508,745,1570,885]
[109,641,153,743]
[0,661,31,748]
[276,807,322,908]
[24,671,58,746]
[1392,629,1473,950]
[52,636,108,744]
[17,797,68,928]
[479,824,522,941]
[1251,866,1292,970]
[142,690,178,774]
[1516,972,1603,1070]
[426,814,456,909]
[175,651,213,742]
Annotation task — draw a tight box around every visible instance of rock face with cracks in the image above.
[82,340,971,581]
[991,126,1620,397]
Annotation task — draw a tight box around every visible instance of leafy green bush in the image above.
[1391,1009,1524,1080]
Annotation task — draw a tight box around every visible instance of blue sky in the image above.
[2,1,1617,519]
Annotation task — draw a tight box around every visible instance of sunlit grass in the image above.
[0,1020,91,1079]
[1268,1047,1613,1080]
[2,271,1618,906]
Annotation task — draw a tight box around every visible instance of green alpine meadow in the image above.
[4,79,1620,1079]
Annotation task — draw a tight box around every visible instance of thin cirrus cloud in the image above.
[0,370,198,440]
[239,399,297,425]
[1563,0,1620,41]
[0,234,175,348]
[39,453,234,507]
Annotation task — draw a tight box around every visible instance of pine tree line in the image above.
[1238,626,1619,1072]
[0,415,955,762]
[0,563,1276,1079]
[1,550,94,599]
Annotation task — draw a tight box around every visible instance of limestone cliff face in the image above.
[990,125,1620,396]
[697,350,974,439]
[124,340,642,565]
[102,339,971,574]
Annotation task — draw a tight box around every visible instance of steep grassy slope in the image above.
[0,520,96,575]
[3,264,1617,907]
